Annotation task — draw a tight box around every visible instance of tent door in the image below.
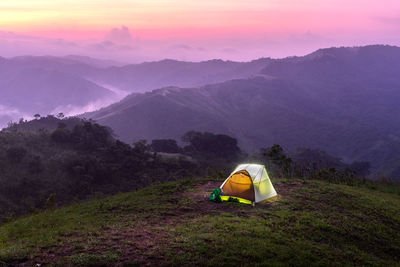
[221,170,255,202]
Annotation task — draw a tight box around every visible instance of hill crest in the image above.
[1,177,399,266]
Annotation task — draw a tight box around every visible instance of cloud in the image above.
[51,101,109,118]
[0,30,85,57]
[0,28,337,62]
[0,30,41,41]
[51,81,129,118]
[51,96,126,118]
[105,26,133,44]
[0,105,31,129]
[0,104,24,117]
[50,38,78,47]
[90,40,115,50]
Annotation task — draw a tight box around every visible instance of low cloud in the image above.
[51,98,121,118]
[50,38,78,47]
[0,105,31,129]
[0,104,24,117]
[1,26,399,63]
[51,81,129,118]
[0,28,337,62]
[90,40,115,50]
[105,26,133,44]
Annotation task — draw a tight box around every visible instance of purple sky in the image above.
[0,0,400,62]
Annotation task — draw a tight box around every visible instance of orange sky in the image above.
[1,0,399,39]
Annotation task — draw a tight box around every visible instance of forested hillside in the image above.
[0,117,252,222]
[1,116,388,223]
[85,45,400,179]
[0,118,199,222]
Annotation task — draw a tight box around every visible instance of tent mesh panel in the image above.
[222,170,255,202]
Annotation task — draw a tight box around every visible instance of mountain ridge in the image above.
[84,45,400,178]
[0,54,273,127]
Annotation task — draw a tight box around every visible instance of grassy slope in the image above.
[0,178,399,266]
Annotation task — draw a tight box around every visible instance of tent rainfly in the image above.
[220,164,277,204]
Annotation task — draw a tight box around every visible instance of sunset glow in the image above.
[0,0,399,60]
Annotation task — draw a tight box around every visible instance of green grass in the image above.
[1,178,400,266]
[68,251,120,266]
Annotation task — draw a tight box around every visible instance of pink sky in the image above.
[0,0,400,61]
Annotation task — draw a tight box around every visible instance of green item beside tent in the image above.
[209,188,222,203]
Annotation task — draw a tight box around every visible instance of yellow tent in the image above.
[220,164,277,204]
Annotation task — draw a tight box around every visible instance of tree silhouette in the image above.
[57,112,65,119]
[263,144,293,178]
[150,139,181,153]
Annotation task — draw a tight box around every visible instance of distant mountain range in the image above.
[2,45,400,178]
[0,55,269,127]
[84,45,400,178]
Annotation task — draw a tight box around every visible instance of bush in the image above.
[51,128,71,143]
[6,147,27,163]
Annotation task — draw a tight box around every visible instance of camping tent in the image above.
[220,164,277,204]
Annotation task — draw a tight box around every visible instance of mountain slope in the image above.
[86,78,339,147]
[261,45,400,134]
[0,70,115,127]
[4,56,271,94]
[1,178,399,265]
[87,58,271,93]
[0,55,270,127]
[0,68,114,110]
[85,45,400,177]
[86,77,398,176]
[63,55,126,68]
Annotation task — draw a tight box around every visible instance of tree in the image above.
[291,148,346,178]
[6,146,27,163]
[182,131,241,162]
[57,122,67,129]
[71,121,114,150]
[132,140,150,154]
[28,156,43,174]
[34,114,41,120]
[56,112,65,119]
[349,161,371,178]
[51,128,71,143]
[263,144,293,178]
[150,139,181,153]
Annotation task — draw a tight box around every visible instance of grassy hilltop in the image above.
[1,178,399,266]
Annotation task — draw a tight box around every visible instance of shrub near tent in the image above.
[220,164,277,204]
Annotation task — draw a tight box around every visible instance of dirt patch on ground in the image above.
[183,180,305,214]
[186,180,303,201]
[20,225,169,266]
[274,181,304,197]
[185,180,221,201]
[16,180,305,266]
[95,226,168,265]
